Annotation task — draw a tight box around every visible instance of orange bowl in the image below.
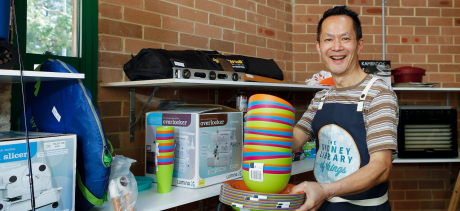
[319,77,335,86]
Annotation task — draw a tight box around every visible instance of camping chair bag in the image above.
[21,59,112,210]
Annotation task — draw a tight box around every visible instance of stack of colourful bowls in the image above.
[155,126,175,193]
[219,180,305,211]
[243,94,295,194]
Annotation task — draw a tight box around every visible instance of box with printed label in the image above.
[0,131,76,211]
[303,142,316,158]
[145,105,243,188]
[359,60,392,86]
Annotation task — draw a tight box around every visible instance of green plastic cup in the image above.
[156,126,175,132]
[158,151,175,156]
[157,164,174,193]
[156,126,175,144]
[156,139,175,144]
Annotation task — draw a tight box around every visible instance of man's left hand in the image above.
[291,181,331,211]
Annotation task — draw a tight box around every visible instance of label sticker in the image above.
[231,203,243,208]
[155,143,159,172]
[247,197,259,201]
[249,163,263,182]
[44,141,66,151]
[174,61,185,67]
[52,106,61,122]
[252,195,267,200]
[277,202,290,208]
[199,180,205,187]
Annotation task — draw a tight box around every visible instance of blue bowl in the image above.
[135,176,154,191]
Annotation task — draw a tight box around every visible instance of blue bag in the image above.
[21,59,112,210]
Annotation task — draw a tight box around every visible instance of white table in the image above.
[91,152,460,211]
[90,158,316,211]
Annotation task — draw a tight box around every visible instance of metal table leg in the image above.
[216,201,224,211]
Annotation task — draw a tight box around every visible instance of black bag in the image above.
[245,56,283,81]
[124,48,283,81]
[123,49,223,81]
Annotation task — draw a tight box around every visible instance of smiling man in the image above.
[291,6,398,211]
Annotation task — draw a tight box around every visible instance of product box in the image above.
[359,60,392,87]
[145,105,243,188]
[303,142,317,158]
[292,150,304,161]
[0,131,76,211]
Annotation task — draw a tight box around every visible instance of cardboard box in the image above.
[0,131,76,211]
[145,105,243,188]
[359,60,392,87]
[303,142,316,158]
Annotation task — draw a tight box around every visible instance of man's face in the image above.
[316,15,363,76]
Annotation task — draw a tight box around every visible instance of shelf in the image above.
[90,158,316,211]
[292,157,316,175]
[0,69,85,83]
[105,78,460,143]
[101,79,327,91]
[101,79,460,92]
[392,149,460,163]
[392,87,460,92]
[393,157,460,163]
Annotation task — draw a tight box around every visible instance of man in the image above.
[291,6,398,211]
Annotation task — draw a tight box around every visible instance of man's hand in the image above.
[291,181,331,211]
[291,150,393,210]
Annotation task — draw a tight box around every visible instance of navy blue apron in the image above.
[311,77,391,211]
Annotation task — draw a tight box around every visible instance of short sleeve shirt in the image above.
[295,74,399,154]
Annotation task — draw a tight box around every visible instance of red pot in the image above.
[391,66,426,83]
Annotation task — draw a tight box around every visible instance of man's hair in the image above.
[316,5,362,42]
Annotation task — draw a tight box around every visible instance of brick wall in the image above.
[97,0,460,210]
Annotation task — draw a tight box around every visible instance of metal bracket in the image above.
[449,163,459,192]
[447,92,451,107]
[287,91,292,100]
[129,88,135,142]
[226,89,241,107]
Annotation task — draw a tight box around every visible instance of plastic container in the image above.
[391,66,426,83]
[236,92,248,112]
[135,176,154,191]
[0,0,11,41]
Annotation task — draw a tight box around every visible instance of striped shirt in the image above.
[295,74,398,154]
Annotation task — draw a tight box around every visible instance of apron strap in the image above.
[327,191,388,206]
[318,90,331,110]
[357,77,379,112]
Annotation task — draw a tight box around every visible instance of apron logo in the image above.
[314,125,360,183]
